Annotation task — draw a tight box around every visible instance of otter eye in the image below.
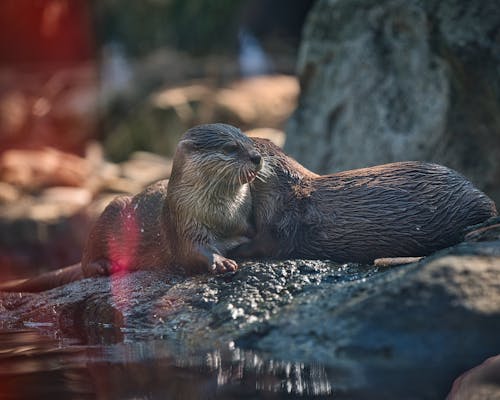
[222,143,238,154]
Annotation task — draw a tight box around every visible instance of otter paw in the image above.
[210,254,238,274]
[84,259,112,277]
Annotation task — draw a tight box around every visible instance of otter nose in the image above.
[249,151,262,166]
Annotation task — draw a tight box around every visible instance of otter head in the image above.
[171,123,263,191]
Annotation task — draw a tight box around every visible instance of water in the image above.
[0,329,337,400]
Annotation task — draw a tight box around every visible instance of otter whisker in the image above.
[206,161,243,196]
[255,166,272,182]
[256,174,267,183]
[238,169,243,186]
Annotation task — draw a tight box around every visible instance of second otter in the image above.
[230,138,498,263]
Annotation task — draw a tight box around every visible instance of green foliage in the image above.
[92,0,243,56]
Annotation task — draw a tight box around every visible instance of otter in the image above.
[229,138,498,263]
[1,124,496,292]
[0,124,263,292]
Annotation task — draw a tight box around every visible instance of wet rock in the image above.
[0,261,376,348]
[1,220,499,399]
[253,242,500,399]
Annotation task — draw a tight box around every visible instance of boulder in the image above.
[285,0,500,204]
[1,219,500,398]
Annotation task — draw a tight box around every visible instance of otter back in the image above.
[235,138,498,264]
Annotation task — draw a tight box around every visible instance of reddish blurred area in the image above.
[0,1,301,279]
[0,0,95,66]
[0,0,99,155]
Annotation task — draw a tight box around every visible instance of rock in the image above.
[1,219,500,398]
[38,187,93,208]
[0,193,92,280]
[285,0,500,204]
[0,148,91,190]
[447,354,500,400]
[120,151,172,185]
[0,182,20,203]
[214,75,299,129]
[0,143,173,280]
[245,127,286,148]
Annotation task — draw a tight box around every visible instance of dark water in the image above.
[0,328,337,400]
[1,327,499,399]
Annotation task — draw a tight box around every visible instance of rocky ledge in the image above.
[1,217,499,399]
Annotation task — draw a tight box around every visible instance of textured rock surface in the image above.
[1,220,500,398]
[286,0,500,204]
[448,354,500,400]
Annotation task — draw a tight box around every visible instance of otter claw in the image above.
[210,254,238,274]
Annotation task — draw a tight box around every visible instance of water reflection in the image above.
[0,329,335,399]
[0,330,93,399]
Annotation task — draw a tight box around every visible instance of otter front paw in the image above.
[210,254,238,274]
[83,259,112,277]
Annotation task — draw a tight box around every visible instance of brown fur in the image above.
[2,125,496,292]
[230,138,498,263]
[0,124,262,292]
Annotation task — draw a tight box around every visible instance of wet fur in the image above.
[2,125,496,292]
[0,124,261,291]
[231,138,498,263]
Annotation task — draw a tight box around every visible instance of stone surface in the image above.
[285,0,500,204]
[0,148,91,190]
[245,127,286,148]
[1,220,500,399]
[448,354,500,400]
[119,151,172,186]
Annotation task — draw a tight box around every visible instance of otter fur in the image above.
[230,138,498,263]
[1,124,497,292]
[0,124,262,292]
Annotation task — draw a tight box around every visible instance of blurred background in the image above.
[0,0,313,158]
[0,0,499,279]
[0,0,313,279]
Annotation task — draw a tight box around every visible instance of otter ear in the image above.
[178,139,196,152]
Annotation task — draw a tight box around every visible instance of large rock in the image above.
[1,220,500,398]
[285,0,500,204]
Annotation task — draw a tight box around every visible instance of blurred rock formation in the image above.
[286,0,500,204]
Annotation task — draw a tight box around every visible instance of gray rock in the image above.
[285,0,500,204]
[1,221,500,398]
[448,354,500,400]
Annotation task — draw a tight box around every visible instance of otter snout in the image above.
[240,148,263,184]
[249,150,262,167]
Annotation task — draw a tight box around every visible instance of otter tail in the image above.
[0,263,84,293]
